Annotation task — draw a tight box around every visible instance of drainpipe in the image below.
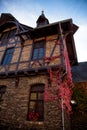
[61,98,65,130]
[59,22,65,130]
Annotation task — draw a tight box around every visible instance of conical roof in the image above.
[36,11,49,27]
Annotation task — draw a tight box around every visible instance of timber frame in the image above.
[0,13,78,77]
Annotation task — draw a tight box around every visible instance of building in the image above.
[0,12,84,130]
[71,62,87,130]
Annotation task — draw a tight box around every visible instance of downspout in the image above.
[59,22,66,130]
[61,98,65,130]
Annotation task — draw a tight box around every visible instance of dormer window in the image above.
[0,29,16,45]
[32,40,45,60]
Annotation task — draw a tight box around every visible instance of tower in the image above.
[36,11,49,27]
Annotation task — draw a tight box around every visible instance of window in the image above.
[32,41,45,60]
[0,29,16,45]
[1,48,14,65]
[0,85,7,102]
[28,84,44,121]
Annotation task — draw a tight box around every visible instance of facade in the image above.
[0,13,79,130]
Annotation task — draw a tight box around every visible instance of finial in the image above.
[42,10,44,15]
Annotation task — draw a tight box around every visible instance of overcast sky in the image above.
[0,0,87,62]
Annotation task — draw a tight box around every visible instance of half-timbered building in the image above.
[0,12,79,130]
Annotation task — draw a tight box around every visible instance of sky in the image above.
[0,0,87,62]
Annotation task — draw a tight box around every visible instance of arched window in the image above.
[28,84,44,121]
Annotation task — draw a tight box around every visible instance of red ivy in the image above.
[58,37,73,113]
[29,112,39,121]
[44,37,73,113]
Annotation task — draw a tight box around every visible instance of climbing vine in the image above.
[72,82,87,112]
[44,36,73,113]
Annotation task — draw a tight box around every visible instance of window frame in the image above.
[28,84,44,121]
[32,40,45,60]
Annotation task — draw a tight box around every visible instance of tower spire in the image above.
[36,11,49,27]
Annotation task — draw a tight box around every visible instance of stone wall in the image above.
[0,74,71,130]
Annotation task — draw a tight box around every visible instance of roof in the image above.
[0,13,16,25]
[29,18,78,39]
[0,13,78,36]
[72,62,87,82]
[0,13,33,32]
